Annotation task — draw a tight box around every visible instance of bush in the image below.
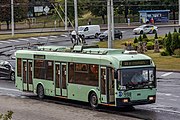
[0,111,13,120]
[174,49,180,58]
[160,51,169,56]
[146,41,154,50]
[158,37,164,45]
[142,38,149,42]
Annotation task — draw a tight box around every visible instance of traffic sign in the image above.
[44,6,50,14]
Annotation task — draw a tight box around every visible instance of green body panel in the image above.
[67,83,99,102]
[15,77,23,90]
[101,95,107,102]
[55,88,61,95]
[62,89,67,96]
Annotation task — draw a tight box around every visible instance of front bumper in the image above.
[116,95,156,107]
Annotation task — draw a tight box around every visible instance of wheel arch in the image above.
[88,89,100,103]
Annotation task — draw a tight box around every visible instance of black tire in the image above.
[10,72,15,81]
[99,38,103,42]
[140,30,143,34]
[37,84,44,99]
[95,33,99,38]
[89,92,98,108]
[119,35,123,39]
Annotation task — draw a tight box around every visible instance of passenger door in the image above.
[100,67,114,103]
[22,60,33,91]
[55,62,67,97]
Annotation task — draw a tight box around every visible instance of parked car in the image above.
[133,24,158,34]
[71,25,101,38]
[0,60,15,81]
[99,29,123,41]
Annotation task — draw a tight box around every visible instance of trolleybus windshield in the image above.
[116,68,156,90]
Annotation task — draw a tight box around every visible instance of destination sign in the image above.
[34,55,45,59]
[122,60,151,66]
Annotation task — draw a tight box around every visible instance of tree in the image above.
[88,0,107,24]
[164,32,173,55]
[134,37,138,43]
[171,32,180,53]
[0,0,29,30]
[154,32,158,39]
[138,35,143,42]
[143,33,147,39]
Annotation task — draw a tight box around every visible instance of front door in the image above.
[23,60,33,91]
[55,63,67,97]
[100,67,114,103]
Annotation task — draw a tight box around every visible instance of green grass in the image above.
[96,39,180,72]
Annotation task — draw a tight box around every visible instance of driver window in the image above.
[84,27,89,31]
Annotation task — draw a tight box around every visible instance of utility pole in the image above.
[74,0,78,45]
[111,0,114,41]
[179,0,180,25]
[65,0,67,30]
[107,0,112,48]
[11,0,14,36]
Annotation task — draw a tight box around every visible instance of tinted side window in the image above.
[17,58,22,77]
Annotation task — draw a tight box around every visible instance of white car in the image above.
[133,25,158,34]
[71,25,101,38]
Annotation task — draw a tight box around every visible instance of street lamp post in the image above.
[11,0,14,36]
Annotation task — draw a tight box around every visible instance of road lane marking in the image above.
[9,40,20,42]
[61,35,68,37]
[49,36,58,38]
[157,92,180,98]
[18,38,29,41]
[0,87,20,92]
[161,72,173,77]
[38,37,48,39]
[30,37,38,40]
[0,41,11,44]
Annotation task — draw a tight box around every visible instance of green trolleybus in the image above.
[15,45,156,108]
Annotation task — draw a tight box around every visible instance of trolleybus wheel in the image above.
[37,84,44,99]
[89,92,98,108]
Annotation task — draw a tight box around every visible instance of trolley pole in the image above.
[11,0,14,36]
[74,0,78,45]
[107,0,112,48]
